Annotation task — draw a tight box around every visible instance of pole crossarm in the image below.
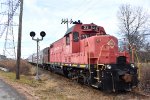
[32,37,43,42]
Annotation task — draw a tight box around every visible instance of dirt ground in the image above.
[0,67,149,100]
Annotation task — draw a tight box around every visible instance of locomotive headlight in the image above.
[131,64,135,68]
[106,65,111,69]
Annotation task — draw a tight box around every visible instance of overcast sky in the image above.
[0,0,150,58]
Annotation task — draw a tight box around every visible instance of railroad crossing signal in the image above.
[30,31,46,80]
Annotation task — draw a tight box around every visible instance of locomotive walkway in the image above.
[0,79,26,100]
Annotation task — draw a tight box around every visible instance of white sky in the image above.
[0,0,150,58]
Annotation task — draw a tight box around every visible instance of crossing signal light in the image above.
[40,31,46,37]
[30,31,35,37]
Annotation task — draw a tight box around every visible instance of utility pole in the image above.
[16,0,23,80]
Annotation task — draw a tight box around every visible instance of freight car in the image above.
[28,22,139,92]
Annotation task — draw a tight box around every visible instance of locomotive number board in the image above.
[81,25,99,31]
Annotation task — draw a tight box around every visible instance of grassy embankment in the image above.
[0,60,150,99]
[0,59,41,86]
[0,60,87,100]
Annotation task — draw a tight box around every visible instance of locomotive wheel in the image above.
[63,67,69,78]
[77,75,84,84]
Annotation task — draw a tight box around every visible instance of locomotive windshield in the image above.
[81,33,96,39]
[73,32,79,42]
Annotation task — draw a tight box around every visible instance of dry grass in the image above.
[0,59,32,75]
[139,63,150,94]
[0,59,42,87]
[33,71,109,100]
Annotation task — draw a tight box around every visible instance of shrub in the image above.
[0,59,33,75]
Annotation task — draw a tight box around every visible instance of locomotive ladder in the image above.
[85,35,92,82]
[91,64,104,88]
[85,35,105,87]
[95,45,105,82]
[90,45,106,88]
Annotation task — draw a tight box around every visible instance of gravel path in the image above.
[0,79,26,100]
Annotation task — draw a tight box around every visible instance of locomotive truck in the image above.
[27,21,139,92]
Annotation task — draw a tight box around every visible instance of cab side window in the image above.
[73,32,79,42]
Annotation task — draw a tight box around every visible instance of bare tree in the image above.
[145,42,150,52]
[145,43,150,62]
[117,4,149,51]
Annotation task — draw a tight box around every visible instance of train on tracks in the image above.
[27,21,139,92]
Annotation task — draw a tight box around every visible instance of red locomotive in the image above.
[27,21,139,92]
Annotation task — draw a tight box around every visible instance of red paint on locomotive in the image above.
[49,23,130,65]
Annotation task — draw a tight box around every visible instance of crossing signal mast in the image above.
[0,0,20,59]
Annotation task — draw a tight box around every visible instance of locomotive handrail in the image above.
[96,44,107,82]
[96,44,117,81]
[84,35,92,78]
[97,44,105,64]
[97,44,112,64]
[134,49,140,79]
[128,43,140,79]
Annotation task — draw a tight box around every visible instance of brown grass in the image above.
[0,59,33,75]
[139,63,150,94]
